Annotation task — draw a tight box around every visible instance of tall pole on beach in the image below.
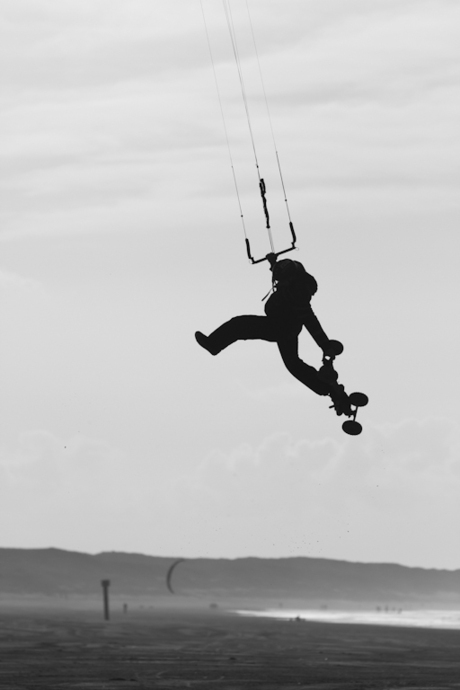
[101,579,110,621]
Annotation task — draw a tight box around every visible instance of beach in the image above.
[1,606,460,689]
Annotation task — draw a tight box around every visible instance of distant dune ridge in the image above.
[0,548,459,606]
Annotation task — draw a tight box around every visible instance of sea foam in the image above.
[236,608,460,630]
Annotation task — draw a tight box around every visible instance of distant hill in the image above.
[0,548,459,606]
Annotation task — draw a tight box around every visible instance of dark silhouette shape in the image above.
[166,559,186,594]
[101,579,110,621]
[196,254,351,414]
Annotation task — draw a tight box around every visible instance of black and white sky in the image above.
[0,0,459,568]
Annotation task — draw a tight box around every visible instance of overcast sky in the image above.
[0,0,459,570]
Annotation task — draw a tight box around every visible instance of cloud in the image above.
[167,417,460,565]
[199,0,460,200]
[187,418,460,505]
[0,417,458,568]
[0,1,207,92]
[0,39,225,240]
[2,0,458,243]
[0,268,43,292]
[0,430,125,483]
[0,430,131,524]
[255,1,460,104]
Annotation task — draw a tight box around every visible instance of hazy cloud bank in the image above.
[1,418,458,567]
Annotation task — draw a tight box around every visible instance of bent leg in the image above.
[206,315,277,354]
[277,337,331,396]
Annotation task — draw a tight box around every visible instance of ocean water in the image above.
[236,608,460,630]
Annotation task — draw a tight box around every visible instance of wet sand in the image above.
[1,607,459,689]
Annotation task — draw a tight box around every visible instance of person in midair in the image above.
[195,254,351,414]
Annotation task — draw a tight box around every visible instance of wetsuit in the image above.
[200,264,333,396]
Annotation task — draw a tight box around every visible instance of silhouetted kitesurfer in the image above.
[195,254,351,414]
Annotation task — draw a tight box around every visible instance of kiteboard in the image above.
[339,392,369,436]
[319,341,368,435]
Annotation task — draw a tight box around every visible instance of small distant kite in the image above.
[166,559,185,594]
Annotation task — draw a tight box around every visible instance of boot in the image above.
[328,382,352,417]
[195,331,219,356]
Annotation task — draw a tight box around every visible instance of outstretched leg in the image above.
[277,336,331,396]
[278,338,352,412]
[196,315,277,355]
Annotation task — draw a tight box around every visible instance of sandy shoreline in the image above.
[1,607,460,689]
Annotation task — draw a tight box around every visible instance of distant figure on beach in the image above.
[195,254,350,414]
